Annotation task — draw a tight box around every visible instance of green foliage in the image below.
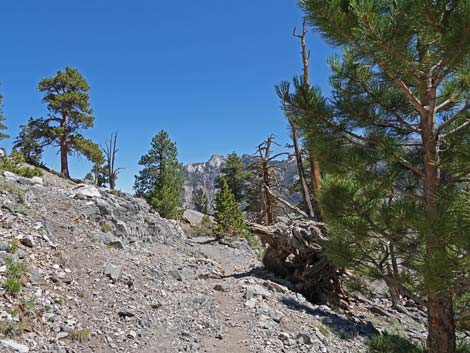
[8,239,19,254]
[134,130,184,219]
[4,278,22,296]
[367,335,425,353]
[84,172,94,182]
[101,222,111,233]
[5,257,28,280]
[0,91,9,141]
[214,177,247,238]
[193,187,209,214]
[218,152,251,203]
[0,319,26,338]
[13,118,44,165]
[3,256,27,296]
[0,152,43,178]
[455,292,470,331]
[68,328,91,342]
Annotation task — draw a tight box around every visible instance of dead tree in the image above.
[102,131,123,190]
[250,135,288,225]
[293,18,322,213]
[250,220,342,304]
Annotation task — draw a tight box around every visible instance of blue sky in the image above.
[0,0,336,192]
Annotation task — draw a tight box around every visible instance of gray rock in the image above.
[0,339,29,353]
[169,269,183,281]
[296,333,314,345]
[73,184,101,198]
[20,235,35,248]
[3,171,18,181]
[95,232,124,249]
[245,298,258,309]
[256,303,283,323]
[30,176,44,185]
[183,209,213,225]
[244,284,271,299]
[104,263,123,283]
[0,241,10,251]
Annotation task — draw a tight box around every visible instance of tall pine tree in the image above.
[134,130,184,219]
[292,2,470,352]
[20,67,100,178]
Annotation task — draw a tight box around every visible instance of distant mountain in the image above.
[183,154,299,212]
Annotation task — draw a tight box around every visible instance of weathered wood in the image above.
[250,220,342,304]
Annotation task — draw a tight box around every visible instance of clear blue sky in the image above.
[0,0,336,192]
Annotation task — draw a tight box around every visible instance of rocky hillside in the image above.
[0,168,431,353]
[183,154,298,212]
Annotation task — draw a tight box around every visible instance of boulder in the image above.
[104,263,123,283]
[73,184,101,198]
[95,232,124,249]
[3,171,18,181]
[0,339,29,353]
[183,209,213,226]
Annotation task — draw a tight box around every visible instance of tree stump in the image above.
[250,220,342,304]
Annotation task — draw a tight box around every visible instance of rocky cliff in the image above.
[183,154,299,212]
[0,167,431,353]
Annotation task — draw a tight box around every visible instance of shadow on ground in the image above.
[228,266,379,339]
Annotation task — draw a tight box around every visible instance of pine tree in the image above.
[214,177,247,238]
[193,187,209,214]
[13,118,44,165]
[217,152,251,203]
[134,130,184,219]
[0,92,8,141]
[294,2,470,352]
[22,67,97,178]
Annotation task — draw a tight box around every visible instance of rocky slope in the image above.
[0,168,430,353]
[183,154,298,212]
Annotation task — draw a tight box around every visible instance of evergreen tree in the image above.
[217,152,250,203]
[134,130,184,219]
[0,92,8,141]
[13,118,44,165]
[193,187,209,214]
[214,177,247,238]
[30,67,96,178]
[292,2,470,352]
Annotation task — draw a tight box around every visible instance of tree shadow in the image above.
[227,266,379,339]
[281,296,379,339]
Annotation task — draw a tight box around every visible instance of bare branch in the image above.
[265,184,311,219]
[438,101,470,134]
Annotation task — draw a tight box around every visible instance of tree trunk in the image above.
[110,177,116,191]
[421,88,456,353]
[262,160,273,225]
[427,293,456,353]
[290,122,315,218]
[60,113,70,178]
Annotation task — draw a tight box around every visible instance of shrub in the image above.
[69,328,91,342]
[367,335,424,353]
[0,319,25,337]
[3,257,27,296]
[101,223,111,233]
[0,153,43,179]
